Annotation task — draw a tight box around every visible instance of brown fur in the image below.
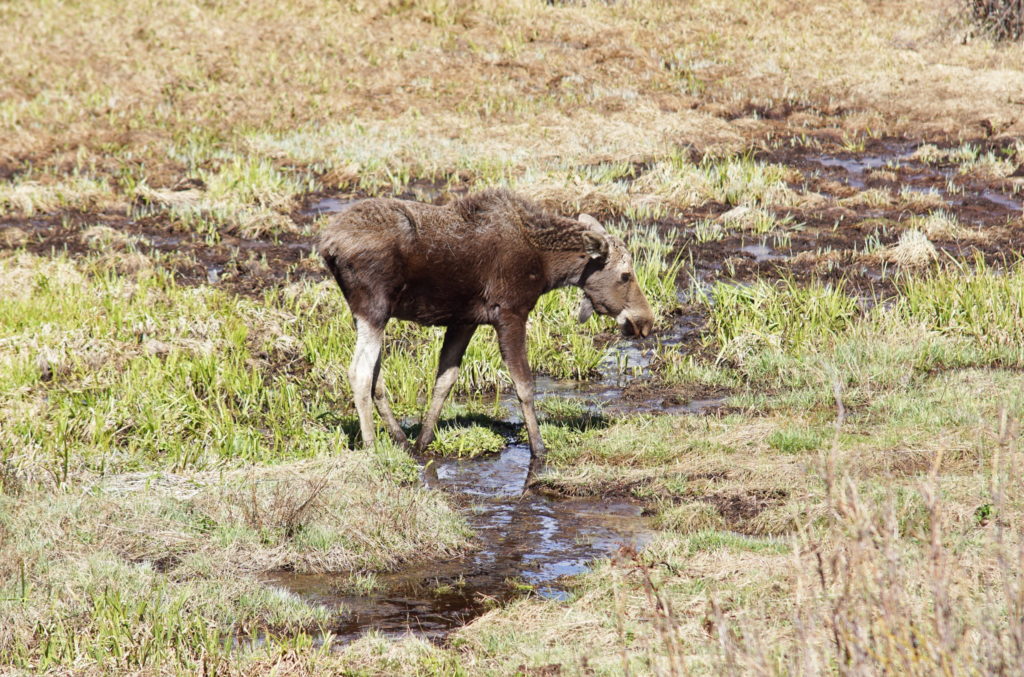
[318,189,611,328]
[317,188,654,471]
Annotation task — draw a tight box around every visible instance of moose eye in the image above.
[620,272,631,283]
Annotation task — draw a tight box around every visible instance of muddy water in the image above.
[263,320,717,644]
[266,444,653,642]
[808,145,1023,215]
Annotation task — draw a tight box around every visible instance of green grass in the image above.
[0,222,679,480]
[428,425,506,458]
[766,426,825,454]
[701,277,858,360]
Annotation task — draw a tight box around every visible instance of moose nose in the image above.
[620,314,653,338]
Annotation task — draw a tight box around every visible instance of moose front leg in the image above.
[495,317,545,475]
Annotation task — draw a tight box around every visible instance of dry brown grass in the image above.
[873,229,940,266]
[2,0,1022,189]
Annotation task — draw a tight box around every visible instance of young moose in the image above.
[318,189,654,474]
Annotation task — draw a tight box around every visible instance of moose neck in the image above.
[540,249,592,292]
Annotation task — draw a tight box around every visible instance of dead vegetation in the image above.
[966,0,1024,40]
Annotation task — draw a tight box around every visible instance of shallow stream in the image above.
[265,443,654,642]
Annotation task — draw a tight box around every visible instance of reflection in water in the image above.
[265,444,654,643]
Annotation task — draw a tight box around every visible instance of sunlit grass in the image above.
[700,277,858,360]
[0,174,120,216]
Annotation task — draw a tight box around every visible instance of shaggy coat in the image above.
[318,189,654,479]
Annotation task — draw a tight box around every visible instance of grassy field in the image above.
[2,0,1024,674]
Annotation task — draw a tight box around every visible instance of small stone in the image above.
[36,353,53,381]
[719,205,751,223]
[80,225,129,249]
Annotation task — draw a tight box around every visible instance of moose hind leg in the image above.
[415,324,477,452]
[349,317,384,448]
[372,351,408,447]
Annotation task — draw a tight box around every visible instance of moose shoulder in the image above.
[317,188,654,476]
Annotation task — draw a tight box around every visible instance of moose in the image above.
[318,188,654,477]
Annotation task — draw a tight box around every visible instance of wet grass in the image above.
[4,205,1024,673]
[0,223,678,480]
[0,231,677,670]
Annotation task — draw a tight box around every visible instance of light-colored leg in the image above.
[349,317,384,448]
[414,324,477,452]
[495,318,545,465]
[372,352,408,446]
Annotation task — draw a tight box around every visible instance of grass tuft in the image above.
[428,425,507,458]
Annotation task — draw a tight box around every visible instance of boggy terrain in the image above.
[3,0,1024,675]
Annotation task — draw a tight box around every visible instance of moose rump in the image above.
[318,189,654,478]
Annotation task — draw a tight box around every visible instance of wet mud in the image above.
[266,444,654,643]
[662,139,1024,296]
[0,211,321,297]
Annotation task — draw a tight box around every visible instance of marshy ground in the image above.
[2,0,1024,674]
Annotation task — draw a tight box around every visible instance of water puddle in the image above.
[980,189,1022,212]
[305,197,356,216]
[813,153,902,189]
[141,232,185,247]
[265,444,653,643]
[739,242,783,262]
[808,145,1022,217]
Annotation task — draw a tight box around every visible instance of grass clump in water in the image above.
[428,425,507,458]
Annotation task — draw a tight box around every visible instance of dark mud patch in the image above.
[0,212,324,297]
[265,444,654,644]
[642,489,791,535]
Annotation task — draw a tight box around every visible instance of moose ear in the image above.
[578,213,606,233]
[580,230,609,260]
